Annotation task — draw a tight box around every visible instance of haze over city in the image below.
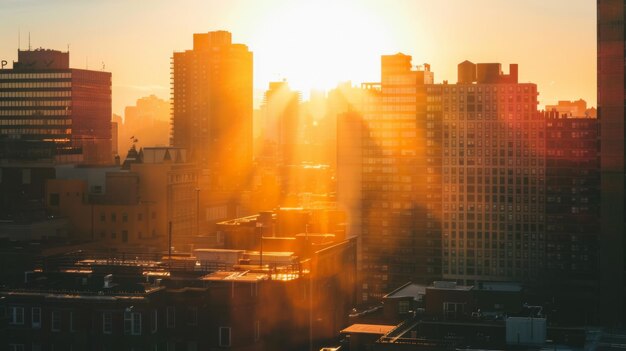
[0,0,596,114]
[1,1,625,350]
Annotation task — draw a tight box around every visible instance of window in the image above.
[51,311,61,332]
[166,307,175,328]
[31,307,41,329]
[151,309,158,333]
[398,300,410,314]
[122,230,128,243]
[103,312,113,334]
[124,311,142,335]
[443,302,466,320]
[22,169,31,184]
[49,193,60,206]
[219,327,231,347]
[9,306,24,325]
[187,307,197,326]
[70,311,76,332]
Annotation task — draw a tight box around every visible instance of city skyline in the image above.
[1,2,625,349]
[0,0,596,114]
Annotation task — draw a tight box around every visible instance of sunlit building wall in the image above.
[356,54,441,301]
[436,64,545,283]
[0,49,112,165]
[171,31,253,191]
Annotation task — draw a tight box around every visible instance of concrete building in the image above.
[45,146,199,249]
[171,31,253,191]
[338,56,551,302]
[0,48,112,165]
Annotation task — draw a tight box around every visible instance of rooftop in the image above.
[384,282,427,299]
[341,324,396,335]
[201,271,269,282]
[427,281,473,291]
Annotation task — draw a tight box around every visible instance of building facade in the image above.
[597,0,626,326]
[0,48,112,165]
[171,31,253,191]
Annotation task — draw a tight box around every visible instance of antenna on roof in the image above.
[28,32,31,51]
[18,27,20,50]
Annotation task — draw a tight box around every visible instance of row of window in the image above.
[427,84,536,94]
[0,109,70,116]
[6,306,242,347]
[0,73,72,79]
[0,118,71,126]
[0,100,70,107]
[0,90,71,97]
[0,81,72,88]
[0,128,71,135]
[101,211,155,222]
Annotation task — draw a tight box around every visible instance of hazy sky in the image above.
[0,0,596,115]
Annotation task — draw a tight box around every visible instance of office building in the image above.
[0,48,112,165]
[171,31,253,191]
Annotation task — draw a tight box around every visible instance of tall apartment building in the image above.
[544,112,599,323]
[340,55,549,301]
[348,54,441,301]
[260,81,301,162]
[436,62,545,283]
[598,0,626,326]
[171,31,253,191]
[0,48,112,165]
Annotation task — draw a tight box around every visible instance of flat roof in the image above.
[341,324,395,335]
[384,282,426,299]
[477,281,523,292]
[193,249,245,254]
[201,271,269,282]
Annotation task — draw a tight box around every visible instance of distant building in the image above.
[171,31,253,191]
[46,146,199,249]
[545,99,589,118]
[119,95,169,153]
[0,48,112,165]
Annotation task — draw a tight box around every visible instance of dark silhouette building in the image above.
[598,0,626,326]
[0,48,112,165]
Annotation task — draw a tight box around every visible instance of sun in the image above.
[249,0,396,93]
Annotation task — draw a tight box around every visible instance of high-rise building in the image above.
[340,55,550,301]
[260,80,301,166]
[435,62,544,283]
[171,31,253,191]
[598,0,626,326]
[119,95,170,153]
[544,112,599,323]
[0,48,112,165]
[340,54,441,301]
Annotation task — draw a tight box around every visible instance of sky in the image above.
[0,0,596,115]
